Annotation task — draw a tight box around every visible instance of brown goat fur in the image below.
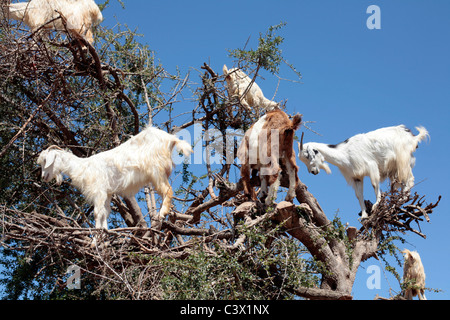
[237,109,302,204]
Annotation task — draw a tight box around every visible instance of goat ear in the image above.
[222,64,228,75]
[401,249,411,259]
[44,151,56,169]
[321,162,332,174]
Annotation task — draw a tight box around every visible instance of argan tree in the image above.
[0,2,440,300]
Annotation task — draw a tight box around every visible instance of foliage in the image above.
[155,218,320,300]
[228,21,301,80]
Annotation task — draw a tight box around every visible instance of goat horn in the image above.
[300,132,304,151]
[47,145,63,151]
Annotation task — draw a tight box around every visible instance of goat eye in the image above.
[313,149,319,155]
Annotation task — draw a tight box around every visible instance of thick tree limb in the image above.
[288,286,352,300]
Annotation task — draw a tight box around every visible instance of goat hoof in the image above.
[284,194,295,202]
[259,194,268,203]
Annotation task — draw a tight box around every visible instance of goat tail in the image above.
[414,126,430,144]
[291,114,302,131]
[280,113,302,139]
[174,139,193,158]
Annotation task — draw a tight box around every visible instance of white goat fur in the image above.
[223,64,278,112]
[37,126,192,229]
[402,249,426,300]
[298,125,429,219]
[1,0,103,44]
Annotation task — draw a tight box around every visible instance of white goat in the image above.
[223,64,279,112]
[402,249,427,300]
[1,0,103,44]
[37,126,192,229]
[298,125,429,219]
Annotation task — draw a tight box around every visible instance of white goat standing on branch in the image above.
[298,125,429,219]
[37,126,193,229]
[1,0,103,44]
[402,249,427,300]
[223,64,279,112]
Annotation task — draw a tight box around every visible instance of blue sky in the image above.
[102,0,450,300]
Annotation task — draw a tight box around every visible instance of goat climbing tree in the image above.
[0,7,440,300]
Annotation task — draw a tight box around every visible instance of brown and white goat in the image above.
[237,109,302,205]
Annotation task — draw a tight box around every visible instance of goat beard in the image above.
[321,162,332,174]
[55,173,64,186]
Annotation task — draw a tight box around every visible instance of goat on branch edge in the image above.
[223,64,279,112]
[298,125,429,220]
[402,249,427,300]
[37,125,192,229]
